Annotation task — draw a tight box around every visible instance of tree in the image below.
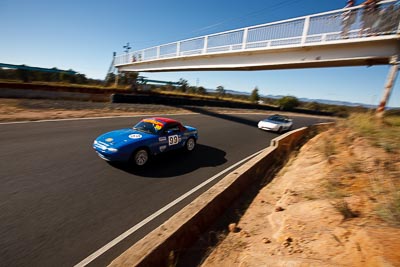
[277,96,299,110]
[197,86,207,95]
[75,73,88,84]
[250,87,260,103]
[178,78,189,92]
[118,72,138,86]
[216,85,225,97]
[105,73,116,86]
[305,101,322,111]
[16,67,30,82]
[163,84,175,91]
[50,68,60,82]
[187,86,197,94]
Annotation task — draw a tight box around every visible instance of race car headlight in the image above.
[107,147,118,152]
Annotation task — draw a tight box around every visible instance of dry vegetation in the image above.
[200,113,400,267]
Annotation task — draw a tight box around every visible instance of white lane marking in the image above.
[74,148,265,267]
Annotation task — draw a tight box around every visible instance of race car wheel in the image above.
[185,138,196,152]
[277,126,283,133]
[133,149,149,166]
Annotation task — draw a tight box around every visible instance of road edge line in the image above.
[74,149,265,267]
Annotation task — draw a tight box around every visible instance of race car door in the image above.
[163,123,184,152]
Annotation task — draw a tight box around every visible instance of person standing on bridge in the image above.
[378,2,400,35]
[341,0,356,38]
[360,0,380,36]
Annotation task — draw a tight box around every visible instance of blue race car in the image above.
[93,117,198,166]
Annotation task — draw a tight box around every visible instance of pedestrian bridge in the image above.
[114,0,400,73]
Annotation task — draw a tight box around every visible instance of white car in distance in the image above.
[258,114,293,133]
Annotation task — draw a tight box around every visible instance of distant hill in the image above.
[206,88,379,109]
[297,98,377,109]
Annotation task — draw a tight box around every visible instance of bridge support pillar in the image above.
[114,72,119,88]
[376,56,399,118]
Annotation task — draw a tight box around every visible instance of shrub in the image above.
[277,96,299,110]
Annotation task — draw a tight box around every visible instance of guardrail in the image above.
[115,0,399,66]
[108,122,334,267]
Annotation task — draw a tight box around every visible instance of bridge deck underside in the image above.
[117,37,399,72]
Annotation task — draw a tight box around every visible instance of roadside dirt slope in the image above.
[0,98,269,122]
[0,98,189,121]
[201,126,400,267]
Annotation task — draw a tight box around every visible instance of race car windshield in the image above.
[267,115,287,122]
[133,120,164,134]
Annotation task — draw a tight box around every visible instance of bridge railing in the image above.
[114,0,399,66]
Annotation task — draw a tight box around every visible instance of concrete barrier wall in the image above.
[111,93,333,116]
[0,88,110,102]
[109,123,332,267]
[111,93,279,111]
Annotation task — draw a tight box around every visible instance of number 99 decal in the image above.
[168,135,179,146]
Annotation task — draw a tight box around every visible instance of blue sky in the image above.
[1,0,399,107]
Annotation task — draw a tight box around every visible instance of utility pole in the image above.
[116,43,132,88]
[108,51,118,88]
[123,42,132,54]
[123,42,132,69]
[376,56,399,118]
[123,42,132,63]
[114,72,119,88]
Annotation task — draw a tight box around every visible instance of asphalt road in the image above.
[0,110,329,266]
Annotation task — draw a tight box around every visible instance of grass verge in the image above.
[323,112,400,225]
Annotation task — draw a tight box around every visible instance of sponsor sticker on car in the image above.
[129,134,142,139]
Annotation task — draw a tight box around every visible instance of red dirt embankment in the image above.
[201,126,400,267]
